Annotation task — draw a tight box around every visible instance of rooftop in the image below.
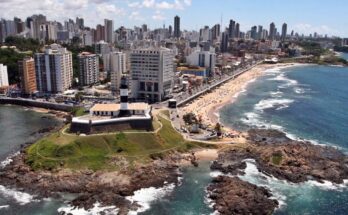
[90,102,150,112]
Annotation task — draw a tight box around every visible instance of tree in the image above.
[183,112,197,125]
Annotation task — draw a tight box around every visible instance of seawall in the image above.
[0,97,74,112]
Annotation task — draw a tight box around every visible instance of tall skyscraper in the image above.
[0,64,9,87]
[212,24,220,40]
[220,31,229,53]
[257,25,263,40]
[235,23,240,39]
[35,44,73,94]
[228,19,236,38]
[78,52,99,86]
[76,17,84,30]
[18,57,37,95]
[130,48,174,102]
[104,19,114,44]
[281,23,287,41]
[174,15,181,38]
[95,24,105,42]
[269,22,276,40]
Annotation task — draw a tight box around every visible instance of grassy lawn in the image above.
[26,115,210,171]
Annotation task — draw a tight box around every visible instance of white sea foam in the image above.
[0,205,9,210]
[293,87,306,94]
[254,98,294,111]
[209,171,224,178]
[57,202,119,215]
[0,152,20,169]
[126,183,175,215]
[270,91,284,98]
[0,185,35,205]
[241,112,284,130]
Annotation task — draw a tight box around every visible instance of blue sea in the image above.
[220,64,348,214]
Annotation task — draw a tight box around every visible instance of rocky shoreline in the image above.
[0,149,196,214]
[208,129,348,214]
[1,129,348,214]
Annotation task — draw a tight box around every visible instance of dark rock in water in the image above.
[213,129,348,184]
[207,176,278,215]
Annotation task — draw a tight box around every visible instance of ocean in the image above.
[1,64,348,214]
[220,64,348,214]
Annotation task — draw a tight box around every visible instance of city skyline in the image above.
[0,0,347,37]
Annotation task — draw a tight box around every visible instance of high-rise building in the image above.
[130,48,174,102]
[18,57,37,95]
[0,64,9,87]
[35,44,73,94]
[235,23,240,39]
[95,24,105,42]
[78,52,99,86]
[76,17,84,30]
[220,31,229,53]
[212,24,220,41]
[269,22,276,40]
[228,19,236,38]
[257,25,263,40]
[104,19,114,44]
[281,23,287,41]
[250,26,258,40]
[174,15,181,38]
[168,25,172,37]
[108,52,127,92]
[104,55,126,86]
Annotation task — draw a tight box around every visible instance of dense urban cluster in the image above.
[0,14,347,106]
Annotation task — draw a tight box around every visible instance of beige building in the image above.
[19,57,37,95]
[90,103,150,117]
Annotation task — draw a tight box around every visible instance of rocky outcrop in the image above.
[0,153,183,214]
[208,176,278,215]
[208,129,348,215]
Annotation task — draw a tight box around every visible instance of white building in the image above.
[0,64,9,87]
[78,52,99,86]
[186,47,216,75]
[106,52,127,92]
[130,47,174,102]
[35,44,73,94]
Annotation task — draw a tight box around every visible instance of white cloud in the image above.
[129,11,144,21]
[293,23,340,36]
[152,10,166,20]
[128,0,191,10]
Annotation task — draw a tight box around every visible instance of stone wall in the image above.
[70,118,153,134]
[0,98,74,112]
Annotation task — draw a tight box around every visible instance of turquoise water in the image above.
[140,161,214,215]
[0,105,66,215]
[339,52,348,60]
[220,65,348,214]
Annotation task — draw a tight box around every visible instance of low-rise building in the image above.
[177,66,207,77]
[0,64,9,87]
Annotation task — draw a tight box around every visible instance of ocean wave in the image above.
[254,98,294,111]
[57,202,119,215]
[270,91,284,98]
[0,185,36,205]
[126,183,175,215]
[0,205,9,210]
[293,87,306,94]
[269,73,298,88]
[0,152,20,169]
[241,112,284,130]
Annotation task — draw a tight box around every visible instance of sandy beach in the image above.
[179,63,302,133]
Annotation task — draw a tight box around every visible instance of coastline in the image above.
[179,62,305,133]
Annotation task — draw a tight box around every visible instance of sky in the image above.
[1,0,347,37]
